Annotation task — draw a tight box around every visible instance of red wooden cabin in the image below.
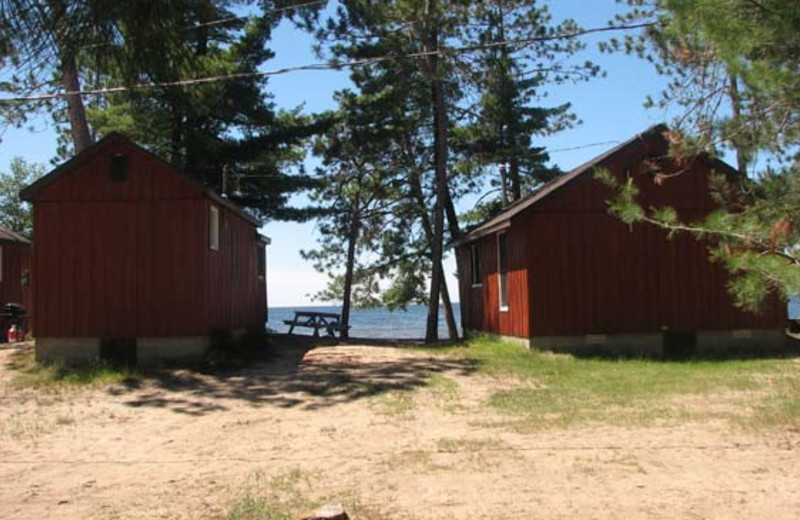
[21,134,269,364]
[455,125,787,356]
[0,226,32,339]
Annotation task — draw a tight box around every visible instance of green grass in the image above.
[415,336,800,430]
[225,470,386,520]
[8,348,141,389]
[372,390,416,418]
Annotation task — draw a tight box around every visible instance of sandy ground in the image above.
[0,339,799,520]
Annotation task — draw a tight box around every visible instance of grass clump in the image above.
[225,469,386,520]
[8,348,140,389]
[416,335,800,429]
[227,469,314,520]
[372,390,415,419]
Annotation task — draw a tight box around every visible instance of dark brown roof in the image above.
[453,124,671,247]
[20,133,261,227]
[0,225,31,245]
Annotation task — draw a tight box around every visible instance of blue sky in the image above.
[0,1,675,307]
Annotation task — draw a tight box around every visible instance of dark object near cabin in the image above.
[2,302,27,325]
[100,337,137,368]
[454,124,787,356]
[0,226,32,341]
[788,319,800,334]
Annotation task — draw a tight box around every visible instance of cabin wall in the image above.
[458,131,786,349]
[523,138,786,338]
[0,242,32,334]
[31,143,207,340]
[457,226,528,338]
[203,200,267,333]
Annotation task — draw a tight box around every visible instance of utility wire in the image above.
[182,0,328,30]
[0,22,654,104]
[548,140,622,154]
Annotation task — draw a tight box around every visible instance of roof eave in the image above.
[451,220,511,248]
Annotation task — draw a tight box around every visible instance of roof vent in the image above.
[109,154,128,183]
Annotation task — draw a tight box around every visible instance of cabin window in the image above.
[256,245,266,277]
[209,205,220,251]
[470,243,482,286]
[109,154,128,182]
[231,233,238,279]
[498,232,509,311]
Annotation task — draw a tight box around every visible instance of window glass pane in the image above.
[470,244,482,285]
[257,246,266,276]
[209,206,219,251]
[498,233,508,309]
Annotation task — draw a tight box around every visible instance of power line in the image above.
[548,140,621,154]
[183,0,328,30]
[0,22,654,104]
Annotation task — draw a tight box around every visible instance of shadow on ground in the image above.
[111,335,478,416]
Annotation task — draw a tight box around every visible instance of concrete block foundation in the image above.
[35,336,211,365]
[470,328,789,358]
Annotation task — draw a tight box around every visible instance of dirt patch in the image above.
[0,341,798,519]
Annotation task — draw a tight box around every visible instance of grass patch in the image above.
[426,373,462,412]
[414,336,800,429]
[436,436,504,453]
[225,469,389,520]
[372,390,416,418]
[8,348,141,389]
[227,469,314,520]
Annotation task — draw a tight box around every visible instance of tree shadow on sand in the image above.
[109,335,478,416]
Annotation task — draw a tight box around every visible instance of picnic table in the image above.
[283,311,351,338]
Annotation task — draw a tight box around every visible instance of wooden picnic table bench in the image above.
[283,311,351,338]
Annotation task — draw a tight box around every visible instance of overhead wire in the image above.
[0,22,655,104]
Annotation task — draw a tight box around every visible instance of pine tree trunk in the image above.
[408,151,458,342]
[424,14,449,344]
[60,54,93,153]
[340,201,360,340]
[509,156,522,201]
[728,74,748,175]
[48,0,92,153]
[438,262,459,340]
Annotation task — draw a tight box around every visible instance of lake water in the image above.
[270,299,796,339]
[267,304,461,339]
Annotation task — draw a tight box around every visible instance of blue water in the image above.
[267,304,461,339]
[790,297,800,319]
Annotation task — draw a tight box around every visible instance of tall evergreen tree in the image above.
[457,0,597,209]
[318,0,464,342]
[302,90,406,336]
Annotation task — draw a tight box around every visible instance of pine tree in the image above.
[456,0,597,208]
[318,0,465,342]
[604,0,800,310]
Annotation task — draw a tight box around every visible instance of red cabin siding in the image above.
[204,200,267,332]
[458,229,528,337]
[457,127,786,344]
[0,241,33,333]
[26,136,266,346]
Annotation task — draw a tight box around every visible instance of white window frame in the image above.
[497,232,509,312]
[470,243,482,287]
[209,205,220,251]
